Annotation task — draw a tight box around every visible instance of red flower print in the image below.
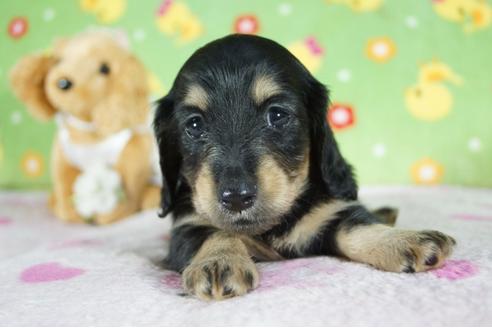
[234,15,259,34]
[8,17,29,39]
[327,103,355,130]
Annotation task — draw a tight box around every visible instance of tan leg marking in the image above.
[238,235,284,261]
[182,232,258,301]
[337,224,456,273]
[272,200,356,254]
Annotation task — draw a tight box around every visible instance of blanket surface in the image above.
[0,186,491,326]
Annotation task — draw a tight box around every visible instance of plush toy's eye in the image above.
[267,106,290,128]
[99,63,110,75]
[185,115,206,139]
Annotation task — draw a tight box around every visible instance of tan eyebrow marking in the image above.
[183,84,209,110]
[251,74,282,105]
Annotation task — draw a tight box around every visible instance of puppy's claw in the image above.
[386,230,456,273]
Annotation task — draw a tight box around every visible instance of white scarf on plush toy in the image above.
[55,113,161,219]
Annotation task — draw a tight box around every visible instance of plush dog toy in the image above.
[9,32,161,224]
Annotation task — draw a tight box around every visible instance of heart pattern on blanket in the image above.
[431,260,478,280]
[20,262,85,283]
[0,216,12,225]
[161,272,182,289]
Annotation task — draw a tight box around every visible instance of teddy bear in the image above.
[9,31,161,224]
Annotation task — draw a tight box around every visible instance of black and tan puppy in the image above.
[154,34,456,300]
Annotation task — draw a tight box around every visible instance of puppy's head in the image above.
[155,34,356,235]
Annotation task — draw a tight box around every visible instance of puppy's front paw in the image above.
[182,255,258,301]
[378,230,456,273]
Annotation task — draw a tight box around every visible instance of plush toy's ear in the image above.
[92,53,149,137]
[153,93,181,218]
[9,54,57,120]
[306,76,358,201]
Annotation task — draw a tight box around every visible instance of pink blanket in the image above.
[0,186,491,325]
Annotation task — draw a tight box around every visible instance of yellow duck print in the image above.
[327,0,383,12]
[288,37,324,73]
[80,0,126,24]
[155,0,203,44]
[433,0,492,33]
[405,61,462,121]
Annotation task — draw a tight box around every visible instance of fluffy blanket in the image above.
[0,186,491,326]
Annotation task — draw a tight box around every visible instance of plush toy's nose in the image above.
[57,78,73,91]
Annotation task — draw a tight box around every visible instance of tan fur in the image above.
[51,141,84,223]
[182,231,258,301]
[239,235,284,261]
[336,224,455,272]
[96,134,154,224]
[192,162,217,219]
[9,54,57,120]
[191,151,309,233]
[257,153,309,218]
[251,74,282,105]
[140,185,161,210]
[272,200,356,254]
[183,84,208,110]
[9,32,160,224]
[173,213,213,229]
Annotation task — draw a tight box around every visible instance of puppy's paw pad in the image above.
[397,230,456,273]
[183,257,258,300]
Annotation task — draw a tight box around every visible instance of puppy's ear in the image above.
[153,93,181,217]
[306,77,358,200]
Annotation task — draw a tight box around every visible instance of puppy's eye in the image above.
[185,116,206,139]
[99,63,110,75]
[267,106,290,128]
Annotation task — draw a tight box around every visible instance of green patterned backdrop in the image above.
[1,0,491,189]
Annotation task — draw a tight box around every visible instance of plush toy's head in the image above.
[10,32,149,137]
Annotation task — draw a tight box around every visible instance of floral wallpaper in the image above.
[1,0,491,189]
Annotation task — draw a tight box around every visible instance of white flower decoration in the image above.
[72,162,124,220]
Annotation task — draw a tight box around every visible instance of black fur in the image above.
[164,224,217,272]
[296,205,378,258]
[154,34,356,221]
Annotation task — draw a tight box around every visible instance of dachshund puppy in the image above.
[154,34,456,300]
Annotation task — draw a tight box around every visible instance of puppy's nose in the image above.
[57,78,73,91]
[220,185,257,212]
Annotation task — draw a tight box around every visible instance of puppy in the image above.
[154,34,456,300]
